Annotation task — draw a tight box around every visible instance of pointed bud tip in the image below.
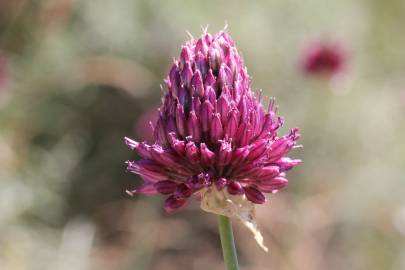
[126,190,134,196]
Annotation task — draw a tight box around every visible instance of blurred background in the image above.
[1,0,405,269]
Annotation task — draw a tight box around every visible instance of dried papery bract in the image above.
[124,30,301,250]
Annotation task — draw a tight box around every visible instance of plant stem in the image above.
[217,215,239,270]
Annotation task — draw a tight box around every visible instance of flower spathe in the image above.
[125,30,301,250]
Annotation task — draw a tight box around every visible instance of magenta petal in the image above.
[124,137,139,150]
[217,95,230,125]
[208,48,220,71]
[200,143,215,166]
[258,176,288,193]
[124,137,152,159]
[275,157,302,172]
[191,70,204,97]
[267,137,294,162]
[210,114,224,142]
[238,96,248,123]
[187,111,202,143]
[126,160,168,182]
[235,164,262,179]
[164,195,187,213]
[168,63,181,94]
[127,183,158,196]
[191,96,202,112]
[247,139,269,161]
[154,180,178,195]
[218,140,232,166]
[195,37,208,55]
[150,146,178,167]
[174,183,193,198]
[218,64,233,88]
[236,123,252,147]
[180,46,192,64]
[231,146,250,166]
[177,86,190,108]
[259,166,280,181]
[153,116,168,145]
[257,113,276,140]
[181,62,193,88]
[175,104,186,137]
[205,69,216,88]
[225,110,239,140]
[167,133,185,155]
[201,100,214,132]
[185,141,200,164]
[206,86,217,104]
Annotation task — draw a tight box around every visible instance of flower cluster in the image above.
[125,31,301,214]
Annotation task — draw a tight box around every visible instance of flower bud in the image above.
[187,111,202,143]
[227,181,244,195]
[210,114,224,142]
[201,100,214,132]
[244,186,266,204]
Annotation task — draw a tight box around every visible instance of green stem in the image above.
[217,215,240,270]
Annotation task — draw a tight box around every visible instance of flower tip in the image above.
[288,128,301,141]
[126,189,134,196]
[124,137,139,150]
[293,144,303,149]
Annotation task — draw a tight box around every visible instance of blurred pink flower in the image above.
[0,51,9,91]
[401,90,405,106]
[302,40,346,77]
[125,31,301,213]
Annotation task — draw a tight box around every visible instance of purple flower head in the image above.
[125,31,301,215]
[302,40,346,76]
